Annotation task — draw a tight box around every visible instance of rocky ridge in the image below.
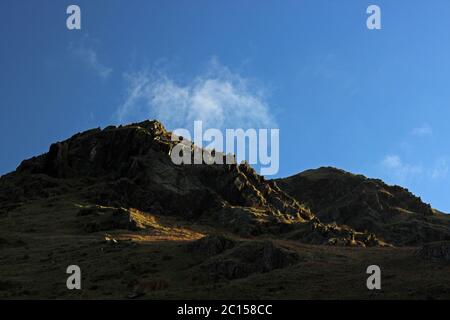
[0,120,381,247]
[276,167,450,245]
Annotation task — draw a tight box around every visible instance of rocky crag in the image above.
[276,167,450,246]
[1,120,382,247]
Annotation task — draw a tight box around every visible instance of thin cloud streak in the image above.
[411,124,433,137]
[69,37,112,79]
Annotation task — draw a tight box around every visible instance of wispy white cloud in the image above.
[69,37,112,79]
[381,155,402,169]
[431,157,449,180]
[381,154,423,182]
[411,123,433,137]
[116,58,276,130]
[381,154,449,183]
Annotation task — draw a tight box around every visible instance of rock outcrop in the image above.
[77,206,140,232]
[190,237,299,280]
[276,167,450,245]
[187,235,236,257]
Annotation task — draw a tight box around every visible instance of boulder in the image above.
[198,240,299,280]
[187,235,236,257]
[77,206,140,232]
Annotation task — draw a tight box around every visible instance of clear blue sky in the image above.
[1,0,449,212]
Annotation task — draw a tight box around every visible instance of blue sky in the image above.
[0,0,449,211]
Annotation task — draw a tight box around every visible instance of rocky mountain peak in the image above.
[0,120,389,247]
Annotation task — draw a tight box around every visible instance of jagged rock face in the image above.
[286,221,381,247]
[2,120,381,246]
[276,167,450,246]
[15,120,312,220]
[5,121,311,236]
[17,121,169,179]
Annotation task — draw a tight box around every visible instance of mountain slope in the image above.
[275,167,450,246]
[0,120,380,246]
[2,121,450,299]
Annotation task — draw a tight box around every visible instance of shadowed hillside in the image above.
[1,121,450,299]
[275,167,450,246]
